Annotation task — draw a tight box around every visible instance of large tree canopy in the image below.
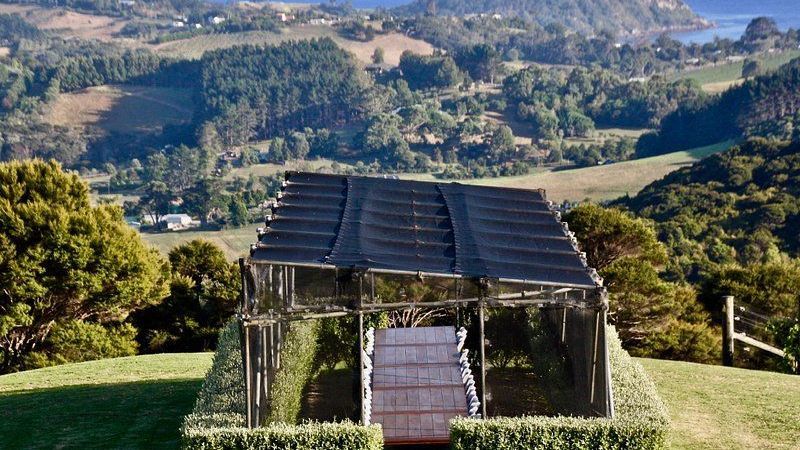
[566,204,718,363]
[133,239,240,353]
[0,160,168,372]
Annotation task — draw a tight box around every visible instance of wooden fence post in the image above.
[723,295,735,367]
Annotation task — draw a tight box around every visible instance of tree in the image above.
[455,43,500,83]
[0,160,168,372]
[24,321,138,368]
[139,181,172,227]
[701,261,800,319]
[743,17,779,42]
[183,178,225,226]
[372,47,385,64]
[133,240,240,352]
[288,132,310,160]
[215,101,257,147]
[269,137,287,162]
[741,58,762,78]
[197,121,223,155]
[566,204,718,362]
[565,204,666,271]
[228,194,249,227]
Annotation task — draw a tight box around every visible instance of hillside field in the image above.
[45,85,195,135]
[1,353,798,449]
[152,25,434,64]
[402,140,735,203]
[142,226,256,260]
[671,50,800,92]
[0,4,130,41]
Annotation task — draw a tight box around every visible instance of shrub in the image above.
[182,421,383,450]
[450,327,669,450]
[23,320,138,368]
[191,321,246,417]
[182,320,383,449]
[267,320,321,424]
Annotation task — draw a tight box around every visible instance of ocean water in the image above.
[672,0,800,44]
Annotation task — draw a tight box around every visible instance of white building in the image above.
[160,214,198,231]
[209,16,226,25]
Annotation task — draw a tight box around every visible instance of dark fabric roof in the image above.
[252,172,599,288]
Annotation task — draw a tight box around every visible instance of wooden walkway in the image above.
[370,326,468,445]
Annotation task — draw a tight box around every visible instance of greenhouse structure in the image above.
[238,171,613,445]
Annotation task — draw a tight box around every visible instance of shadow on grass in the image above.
[0,378,203,450]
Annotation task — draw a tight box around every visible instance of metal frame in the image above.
[238,258,612,428]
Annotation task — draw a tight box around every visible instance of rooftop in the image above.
[251,172,600,289]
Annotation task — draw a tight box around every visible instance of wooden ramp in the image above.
[370,326,468,445]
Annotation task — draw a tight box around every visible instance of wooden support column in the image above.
[243,325,253,428]
[358,311,365,424]
[478,300,487,418]
[723,295,735,366]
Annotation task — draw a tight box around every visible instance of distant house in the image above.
[171,21,185,28]
[364,63,394,75]
[276,12,294,22]
[209,16,226,25]
[160,214,198,231]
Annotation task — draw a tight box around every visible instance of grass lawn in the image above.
[1,353,797,449]
[639,358,800,450]
[0,353,213,449]
[401,140,734,203]
[141,226,256,260]
[671,50,800,91]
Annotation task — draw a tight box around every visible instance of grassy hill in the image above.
[44,85,195,135]
[671,50,800,93]
[401,140,734,203]
[1,353,797,449]
[152,25,433,64]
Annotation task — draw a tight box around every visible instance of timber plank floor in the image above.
[370,326,468,445]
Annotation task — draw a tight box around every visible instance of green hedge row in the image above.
[450,327,669,450]
[181,320,383,450]
[266,320,321,424]
[182,420,383,450]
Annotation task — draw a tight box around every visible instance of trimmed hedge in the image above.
[181,320,383,450]
[450,327,669,450]
[182,420,383,450]
[267,320,321,424]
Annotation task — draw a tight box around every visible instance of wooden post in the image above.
[478,301,487,418]
[723,295,735,367]
[243,325,253,428]
[358,311,365,424]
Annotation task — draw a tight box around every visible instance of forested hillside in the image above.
[638,58,800,156]
[397,0,705,35]
[625,138,800,280]
[199,38,369,145]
